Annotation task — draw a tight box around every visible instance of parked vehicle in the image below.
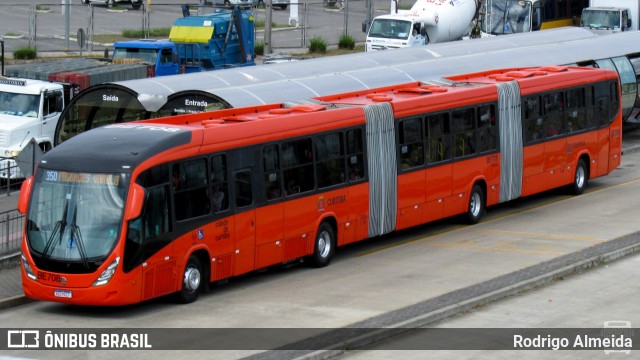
[581,0,640,33]
[363,0,479,51]
[0,78,75,179]
[80,0,143,10]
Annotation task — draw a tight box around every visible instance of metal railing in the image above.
[0,209,24,258]
[0,157,28,197]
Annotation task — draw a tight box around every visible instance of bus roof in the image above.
[43,123,193,173]
[42,66,617,175]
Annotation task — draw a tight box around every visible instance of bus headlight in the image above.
[21,252,37,281]
[92,257,120,287]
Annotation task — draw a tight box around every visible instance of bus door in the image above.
[140,183,176,302]
[255,144,285,268]
[542,91,569,189]
[595,96,611,177]
[397,117,426,229]
[424,112,452,222]
[41,90,63,144]
[232,167,256,276]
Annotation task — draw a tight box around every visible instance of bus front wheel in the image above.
[466,184,485,225]
[177,255,203,304]
[309,222,335,268]
[571,158,589,195]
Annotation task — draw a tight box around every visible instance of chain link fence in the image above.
[1,1,388,55]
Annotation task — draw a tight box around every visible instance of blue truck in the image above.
[112,6,255,76]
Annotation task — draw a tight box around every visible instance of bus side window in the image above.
[426,112,450,164]
[346,128,365,182]
[477,104,497,153]
[124,164,171,273]
[544,91,565,138]
[211,154,229,212]
[263,145,282,200]
[173,159,210,221]
[523,96,543,143]
[594,80,613,127]
[235,169,253,208]
[452,108,476,158]
[585,86,597,129]
[398,117,424,170]
[315,132,345,188]
[282,138,314,195]
[566,87,586,133]
[144,186,171,240]
[597,98,610,128]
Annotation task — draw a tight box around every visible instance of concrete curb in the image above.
[0,252,19,270]
[0,295,32,310]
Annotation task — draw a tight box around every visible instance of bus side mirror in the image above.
[125,183,146,221]
[18,176,34,214]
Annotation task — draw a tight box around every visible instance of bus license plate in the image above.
[54,289,72,298]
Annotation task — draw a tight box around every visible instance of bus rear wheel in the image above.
[571,158,589,195]
[466,184,485,225]
[309,222,335,268]
[176,255,203,304]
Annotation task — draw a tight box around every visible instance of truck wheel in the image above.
[132,4,141,10]
[308,222,335,268]
[466,184,485,225]
[571,158,589,195]
[176,255,203,304]
[106,0,114,8]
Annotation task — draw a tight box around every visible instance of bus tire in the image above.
[176,255,202,304]
[309,222,335,268]
[572,158,589,195]
[466,184,485,225]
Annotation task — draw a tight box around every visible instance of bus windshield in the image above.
[113,47,158,65]
[485,0,532,34]
[368,19,412,40]
[26,169,128,263]
[581,9,620,29]
[0,92,40,117]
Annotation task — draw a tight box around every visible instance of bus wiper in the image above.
[70,206,90,270]
[42,201,68,261]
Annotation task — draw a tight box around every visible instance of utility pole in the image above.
[65,0,70,50]
[264,0,273,55]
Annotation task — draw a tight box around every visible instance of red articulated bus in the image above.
[18,66,622,305]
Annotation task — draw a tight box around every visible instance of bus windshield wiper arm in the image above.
[70,207,90,269]
[41,201,68,261]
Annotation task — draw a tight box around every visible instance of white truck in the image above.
[363,0,479,51]
[0,77,71,179]
[581,0,639,33]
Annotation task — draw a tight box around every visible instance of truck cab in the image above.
[112,40,180,77]
[0,78,67,179]
[581,0,638,34]
[581,7,633,33]
[364,14,427,51]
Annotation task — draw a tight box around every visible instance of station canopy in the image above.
[59,27,638,145]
